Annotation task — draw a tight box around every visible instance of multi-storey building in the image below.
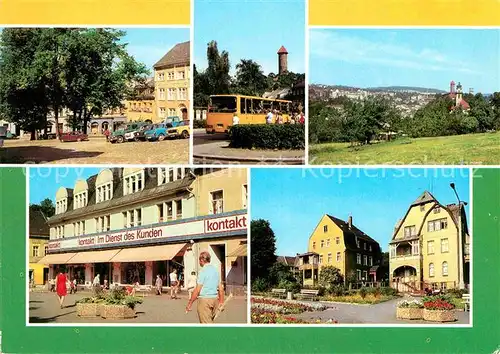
[126,77,158,123]
[154,41,190,122]
[389,191,470,292]
[40,167,248,295]
[29,209,50,285]
[298,214,382,286]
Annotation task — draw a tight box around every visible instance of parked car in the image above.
[144,123,168,141]
[110,122,145,143]
[167,120,190,139]
[131,123,155,141]
[59,131,89,142]
[124,123,152,142]
[165,116,181,128]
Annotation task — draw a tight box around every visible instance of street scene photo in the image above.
[28,167,248,324]
[250,168,471,324]
[0,28,190,164]
[309,29,500,164]
[193,0,306,165]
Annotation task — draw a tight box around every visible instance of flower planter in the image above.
[76,303,101,318]
[100,304,136,319]
[423,309,456,322]
[397,307,423,320]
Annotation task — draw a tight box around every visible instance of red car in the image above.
[59,132,89,142]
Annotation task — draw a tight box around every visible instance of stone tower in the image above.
[456,82,463,106]
[450,80,456,94]
[277,46,288,75]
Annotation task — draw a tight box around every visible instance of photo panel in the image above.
[0,27,191,165]
[308,28,500,165]
[192,0,306,165]
[27,166,249,325]
[250,167,472,325]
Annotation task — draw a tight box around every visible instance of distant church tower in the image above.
[450,80,456,94]
[277,46,288,75]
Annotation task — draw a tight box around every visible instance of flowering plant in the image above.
[251,297,326,313]
[251,308,338,324]
[397,300,424,309]
[423,295,455,310]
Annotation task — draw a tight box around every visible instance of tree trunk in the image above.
[30,130,36,141]
[54,104,60,139]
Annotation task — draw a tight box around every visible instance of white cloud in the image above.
[310,30,478,75]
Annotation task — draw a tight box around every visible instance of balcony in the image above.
[298,263,319,271]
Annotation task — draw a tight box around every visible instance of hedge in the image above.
[229,124,305,150]
[193,119,207,129]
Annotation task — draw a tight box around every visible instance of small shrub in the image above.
[252,278,270,293]
[380,287,398,296]
[278,279,301,294]
[193,119,207,129]
[372,287,381,298]
[445,288,468,298]
[229,124,305,150]
[330,285,347,296]
[359,287,368,299]
[397,300,424,309]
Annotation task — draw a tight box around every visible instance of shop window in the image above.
[32,245,39,257]
[175,200,182,219]
[210,190,224,214]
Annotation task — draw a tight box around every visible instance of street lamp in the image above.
[450,182,465,289]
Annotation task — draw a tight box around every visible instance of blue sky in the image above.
[251,168,470,254]
[29,168,101,204]
[194,0,305,75]
[310,29,499,93]
[120,28,189,73]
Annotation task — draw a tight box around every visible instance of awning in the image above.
[66,249,121,264]
[227,244,247,257]
[110,243,187,263]
[38,253,77,265]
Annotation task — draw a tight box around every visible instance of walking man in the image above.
[170,269,179,299]
[185,251,224,324]
[155,274,163,295]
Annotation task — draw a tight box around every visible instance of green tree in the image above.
[491,92,500,129]
[250,219,277,281]
[234,59,268,96]
[318,266,344,290]
[30,198,55,217]
[205,40,231,94]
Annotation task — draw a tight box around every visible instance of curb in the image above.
[193,154,305,164]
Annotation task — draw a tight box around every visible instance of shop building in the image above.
[29,209,50,286]
[39,167,248,295]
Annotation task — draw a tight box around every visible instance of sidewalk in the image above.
[29,292,247,324]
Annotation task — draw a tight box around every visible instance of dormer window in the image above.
[124,170,144,195]
[74,191,88,209]
[158,167,188,186]
[56,199,68,214]
[96,182,113,203]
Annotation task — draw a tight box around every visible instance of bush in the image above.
[330,284,347,296]
[252,278,270,293]
[446,288,468,298]
[193,119,207,129]
[229,124,305,150]
[397,300,424,309]
[359,287,368,299]
[278,280,301,294]
[380,287,398,296]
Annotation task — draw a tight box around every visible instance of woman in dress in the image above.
[56,269,68,309]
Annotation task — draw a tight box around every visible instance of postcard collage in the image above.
[0,0,498,335]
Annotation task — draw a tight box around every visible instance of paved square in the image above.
[29,291,247,324]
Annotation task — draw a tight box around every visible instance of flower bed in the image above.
[396,299,424,320]
[251,308,337,324]
[251,297,326,314]
[321,294,397,305]
[422,295,456,322]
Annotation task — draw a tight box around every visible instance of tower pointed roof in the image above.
[410,190,437,206]
[277,46,288,54]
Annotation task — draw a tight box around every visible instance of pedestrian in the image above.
[265,110,273,124]
[104,277,109,290]
[187,271,197,300]
[104,128,110,141]
[232,112,240,126]
[56,269,68,309]
[49,277,56,292]
[155,274,163,295]
[170,269,179,299]
[185,251,224,324]
[93,274,100,288]
[299,112,305,125]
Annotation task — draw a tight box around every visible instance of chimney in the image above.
[348,215,353,229]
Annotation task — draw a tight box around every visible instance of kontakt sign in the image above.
[48,212,247,251]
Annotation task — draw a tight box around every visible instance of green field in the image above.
[309,132,500,165]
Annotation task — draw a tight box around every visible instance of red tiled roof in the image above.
[458,100,470,109]
[154,41,190,69]
[277,46,288,54]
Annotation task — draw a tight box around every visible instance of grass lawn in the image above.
[320,294,399,304]
[309,131,500,165]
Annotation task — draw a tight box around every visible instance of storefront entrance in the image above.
[211,244,226,286]
[94,263,111,285]
[122,262,145,284]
